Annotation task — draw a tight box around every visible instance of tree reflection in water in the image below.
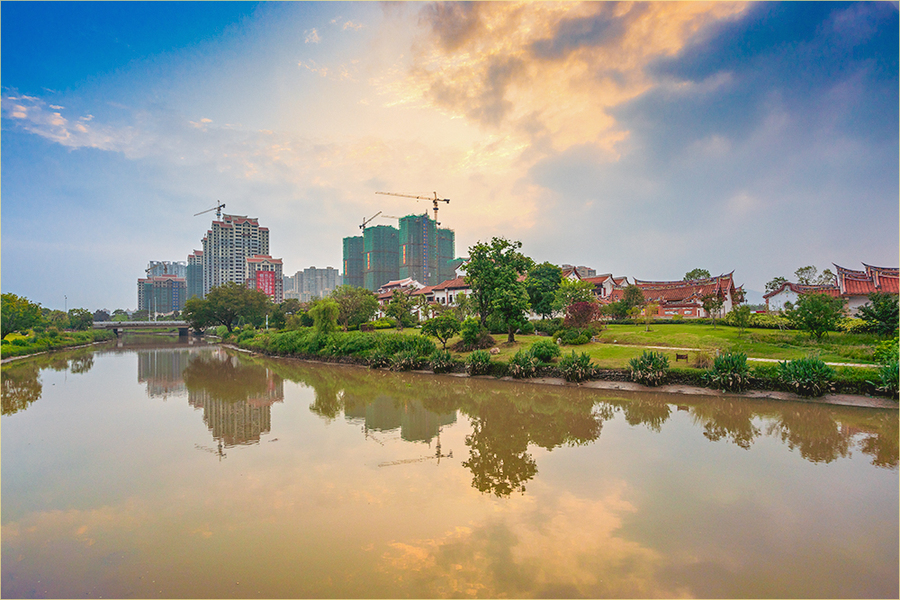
[1,348,98,415]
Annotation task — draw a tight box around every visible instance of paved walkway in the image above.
[631,344,877,369]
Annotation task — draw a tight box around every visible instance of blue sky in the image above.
[2,1,898,311]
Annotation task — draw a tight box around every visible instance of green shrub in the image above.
[532,318,563,336]
[875,359,898,397]
[554,327,592,345]
[455,317,496,351]
[330,331,379,356]
[430,349,455,373]
[467,349,492,375]
[377,332,435,357]
[391,350,424,371]
[11,337,29,346]
[558,350,596,382]
[508,349,539,378]
[873,337,898,364]
[837,317,873,334]
[530,339,561,363]
[704,352,750,392]
[518,320,535,335]
[215,325,229,337]
[367,349,393,369]
[777,356,835,397]
[629,351,669,386]
[370,317,396,330]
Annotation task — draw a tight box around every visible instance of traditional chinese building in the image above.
[833,263,899,315]
[634,272,741,318]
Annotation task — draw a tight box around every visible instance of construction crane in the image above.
[375,191,449,225]
[194,202,226,219]
[360,211,382,230]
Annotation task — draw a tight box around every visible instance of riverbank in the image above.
[227,344,898,410]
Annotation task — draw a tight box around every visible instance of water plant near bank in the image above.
[777,356,835,397]
[466,349,492,375]
[508,348,539,378]
[558,350,596,382]
[704,352,751,392]
[629,351,669,386]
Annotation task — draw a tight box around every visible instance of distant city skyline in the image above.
[2,2,897,310]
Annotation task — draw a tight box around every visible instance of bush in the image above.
[692,351,714,369]
[530,339,562,363]
[704,352,750,392]
[875,359,899,397]
[466,349,492,375]
[370,317,397,329]
[554,327,592,345]
[367,348,393,369]
[455,317,496,351]
[532,318,563,336]
[558,350,595,382]
[629,351,669,386]
[508,349,539,378]
[518,320,535,335]
[873,337,898,364]
[837,317,873,334]
[391,350,424,371]
[377,333,436,357]
[430,349,455,373]
[777,356,835,397]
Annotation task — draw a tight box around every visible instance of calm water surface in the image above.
[2,337,897,598]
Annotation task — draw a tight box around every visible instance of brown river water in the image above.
[1,336,897,598]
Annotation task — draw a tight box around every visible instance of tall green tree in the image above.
[308,298,339,335]
[795,266,836,286]
[67,308,93,331]
[421,313,461,349]
[201,281,272,333]
[465,237,533,328]
[765,276,788,294]
[684,268,711,281]
[701,292,726,328]
[524,262,562,320]
[183,297,213,333]
[1,293,42,337]
[330,285,378,330]
[856,292,899,338]
[269,298,304,330]
[552,278,596,313]
[788,292,845,340]
[385,289,415,329]
[493,282,532,343]
[622,284,645,310]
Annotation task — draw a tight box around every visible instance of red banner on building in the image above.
[256,270,276,298]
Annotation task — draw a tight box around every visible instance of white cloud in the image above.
[304,28,320,44]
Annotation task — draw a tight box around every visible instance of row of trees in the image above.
[1,293,94,338]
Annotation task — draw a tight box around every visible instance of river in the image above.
[2,336,897,598]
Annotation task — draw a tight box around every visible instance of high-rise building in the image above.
[246,255,283,303]
[363,225,399,292]
[186,250,204,300]
[147,260,187,278]
[437,227,456,284]
[300,266,341,301]
[138,274,187,314]
[399,214,438,285]
[342,236,365,288]
[201,214,270,296]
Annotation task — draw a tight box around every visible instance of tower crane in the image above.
[375,191,449,225]
[360,211,382,230]
[194,202,226,219]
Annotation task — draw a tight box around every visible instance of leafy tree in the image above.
[308,298,339,335]
[268,298,304,330]
[421,313,461,349]
[330,285,378,330]
[524,262,562,319]
[131,309,149,321]
[622,284,645,310]
[93,309,111,322]
[684,268,711,281]
[563,301,600,329]
[385,289,415,330]
[452,292,475,321]
[67,308,93,331]
[552,278,596,313]
[603,300,629,320]
[856,292,899,338]
[765,276,788,294]
[183,297,213,333]
[795,266,836,286]
[730,304,752,335]
[642,302,659,331]
[788,292,846,340]
[701,292,725,328]
[466,237,533,327]
[492,281,531,343]
[1,293,43,337]
[202,281,272,333]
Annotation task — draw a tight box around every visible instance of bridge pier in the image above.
[178,327,189,337]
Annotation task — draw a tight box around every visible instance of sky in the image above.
[2,1,898,311]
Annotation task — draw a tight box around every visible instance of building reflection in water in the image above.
[182,349,284,449]
[137,350,192,399]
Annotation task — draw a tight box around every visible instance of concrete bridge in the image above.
[93,321,192,336]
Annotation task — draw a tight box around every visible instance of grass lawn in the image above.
[439,323,883,368]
